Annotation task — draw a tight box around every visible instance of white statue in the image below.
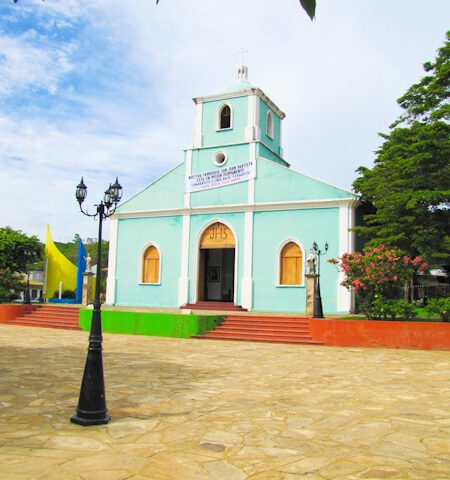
[307,249,316,274]
[84,254,93,272]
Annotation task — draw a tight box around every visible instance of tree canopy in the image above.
[395,31,450,126]
[353,32,450,268]
[0,226,43,302]
[0,226,42,273]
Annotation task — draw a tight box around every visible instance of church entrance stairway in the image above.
[1,305,81,331]
[191,314,324,345]
[181,301,247,312]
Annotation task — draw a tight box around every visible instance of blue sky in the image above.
[1,0,449,242]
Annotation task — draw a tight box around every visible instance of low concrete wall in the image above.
[0,304,36,322]
[310,319,450,350]
[80,309,222,339]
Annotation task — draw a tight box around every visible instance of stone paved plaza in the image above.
[0,325,449,480]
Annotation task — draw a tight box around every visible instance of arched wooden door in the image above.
[198,222,236,302]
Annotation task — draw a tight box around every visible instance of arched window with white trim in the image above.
[218,104,231,129]
[279,241,302,285]
[142,245,160,284]
[266,111,274,139]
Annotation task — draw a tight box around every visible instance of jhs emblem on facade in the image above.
[200,223,235,249]
[209,224,228,240]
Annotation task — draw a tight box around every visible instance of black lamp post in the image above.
[23,272,31,305]
[312,241,328,319]
[71,176,122,426]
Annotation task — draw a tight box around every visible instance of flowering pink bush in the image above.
[328,245,428,317]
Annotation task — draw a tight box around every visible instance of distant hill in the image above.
[54,236,109,268]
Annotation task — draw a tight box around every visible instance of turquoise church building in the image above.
[105,65,358,314]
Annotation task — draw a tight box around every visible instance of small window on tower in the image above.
[266,111,274,139]
[219,104,231,129]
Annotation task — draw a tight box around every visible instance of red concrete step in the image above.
[23,308,79,315]
[192,335,323,345]
[191,313,323,346]
[9,320,81,331]
[213,326,311,335]
[23,311,80,320]
[181,302,247,312]
[225,316,309,322]
[4,305,81,331]
[221,320,310,328]
[14,315,80,324]
[16,307,80,316]
[202,330,314,339]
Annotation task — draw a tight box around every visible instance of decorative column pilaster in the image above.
[305,273,318,316]
[82,272,94,306]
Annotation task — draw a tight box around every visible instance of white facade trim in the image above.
[139,242,162,285]
[193,101,203,148]
[105,217,119,305]
[241,211,254,310]
[114,197,358,220]
[193,218,239,305]
[279,114,283,148]
[188,140,285,164]
[337,205,356,313]
[254,95,260,141]
[178,214,191,306]
[245,94,261,142]
[245,94,256,141]
[248,142,256,204]
[276,238,306,287]
[194,87,286,119]
[184,150,192,208]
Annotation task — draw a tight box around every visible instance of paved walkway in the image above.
[0,325,449,480]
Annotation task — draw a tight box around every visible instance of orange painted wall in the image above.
[0,305,36,322]
[310,319,450,350]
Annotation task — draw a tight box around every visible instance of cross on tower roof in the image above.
[238,48,248,66]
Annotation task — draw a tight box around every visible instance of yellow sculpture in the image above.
[44,225,77,299]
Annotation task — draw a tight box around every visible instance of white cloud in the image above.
[0,34,74,96]
[1,0,449,243]
[0,111,185,241]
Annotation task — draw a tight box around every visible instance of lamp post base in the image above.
[71,411,111,426]
[313,284,325,319]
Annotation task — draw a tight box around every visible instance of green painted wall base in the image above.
[79,309,222,339]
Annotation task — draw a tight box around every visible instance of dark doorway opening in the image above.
[198,248,235,302]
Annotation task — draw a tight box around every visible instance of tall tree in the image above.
[353,32,450,268]
[395,31,449,126]
[0,227,43,302]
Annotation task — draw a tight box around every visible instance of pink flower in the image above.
[420,262,428,272]
[393,276,398,281]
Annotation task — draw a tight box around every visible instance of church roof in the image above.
[222,78,257,93]
[193,64,286,119]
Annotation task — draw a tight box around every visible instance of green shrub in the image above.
[364,296,416,321]
[0,270,22,303]
[363,296,388,320]
[426,298,450,322]
[392,300,416,321]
